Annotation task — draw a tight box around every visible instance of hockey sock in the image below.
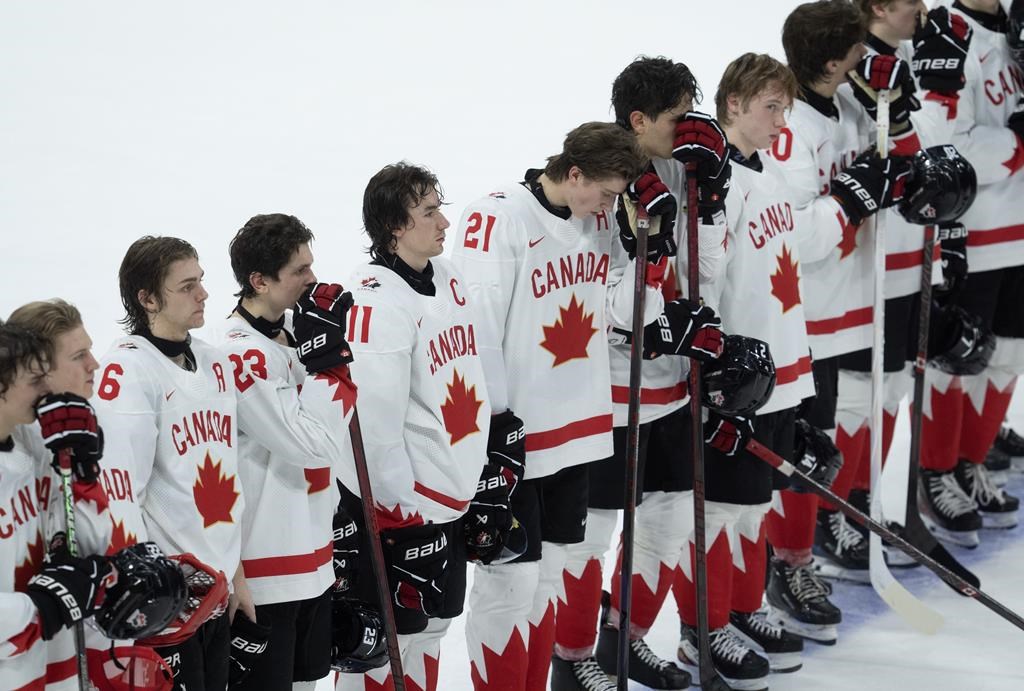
[766,490,818,552]
[525,542,565,690]
[466,562,535,691]
[731,512,769,613]
[959,370,1016,464]
[919,371,962,472]
[820,422,867,510]
[555,509,616,658]
[673,526,732,630]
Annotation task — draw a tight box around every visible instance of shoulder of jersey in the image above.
[785,100,830,140]
[349,263,392,298]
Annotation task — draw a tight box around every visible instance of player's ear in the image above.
[727,94,741,119]
[138,289,158,314]
[567,165,584,185]
[628,110,646,134]
[248,271,268,295]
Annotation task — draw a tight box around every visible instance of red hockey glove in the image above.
[848,54,920,135]
[35,392,103,484]
[830,151,912,225]
[27,553,113,639]
[912,7,972,93]
[293,282,354,374]
[617,171,678,264]
[672,112,732,223]
[704,412,754,457]
[644,298,723,361]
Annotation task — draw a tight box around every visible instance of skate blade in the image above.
[920,514,980,548]
[676,657,768,691]
[883,547,921,568]
[811,557,871,584]
[981,511,1019,529]
[764,609,837,646]
[726,626,803,674]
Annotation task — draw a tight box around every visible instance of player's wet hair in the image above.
[229,214,315,299]
[611,56,701,130]
[543,121,648,184]
[118,236,199,335]
[363,162,444,261]
[855,0,894,22]
[7,299,84,365]
[0,323,48,398]
[783,0,867,87]
[715,53,799,126]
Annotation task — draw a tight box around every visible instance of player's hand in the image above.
[935,223,968,300]
[912,6,972,93]
[381,524,450,616]
[617,171,678,264]
[228,612,271,687]
[848,54,920,135]
[293,282,354,374]
[26,553,112,639]
[704,412,753,457]
[644,298,723,361]
[672,113,732,223]
[332,504,359,593]
[791,419,843,491]
[35,393,103,484]
[830,151,912,225]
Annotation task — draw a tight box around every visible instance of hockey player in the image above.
[451,122,648,691]
[336,163,497,691]
[916,0,1024,548]
[93,236,244,690]
[553,57,731,691]
[222,214,372,690]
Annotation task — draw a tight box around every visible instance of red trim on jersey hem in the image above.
[525,414,614,452]
[805,306,873,336]
[242,543,332,578]
[886,243,940,271]
[45,656,77,684]
[611,382,688,405]
[775,356,813,386]
[13,676,45,691]
[967,224,1024,247]
[413,482,471,511]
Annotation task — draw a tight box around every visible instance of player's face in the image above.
[393,188,449,270]
[266,243,316,314]
[147,257,208,339]
[565,168,629,219]
[1,363,50,427]
[733,88,791,152]
[878,0,926,41]
[635,95,694,160]
[47,326,99,399]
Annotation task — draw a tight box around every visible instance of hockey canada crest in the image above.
[361,276,381,289]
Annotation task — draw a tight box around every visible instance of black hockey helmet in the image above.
[95,542,187,640]
[701,335,776,416]
[1009,1,1024,66]
[899,145,977,225]
[929,305,996,376]
[331,598,390,674]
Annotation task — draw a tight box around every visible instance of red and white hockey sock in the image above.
[466,562,536,691]
[766,489,818,553]
[674,527,732,629]
[554,509,616,658]
[959,370,1016,464]
[918,370,962,472]
[822,421,867,510]
[731,506,770,614]
[525,542,566,691]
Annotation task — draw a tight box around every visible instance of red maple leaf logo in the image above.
[440,369,483,445]
[1004,135,1024,176]
[193,452,239,528]
[540,294,598,366]
[105,518,138,555]
[304,467,331,494]
[835,210,859,259]
[770,243,802,313]
[314,368,357,416]
[13,531,46,593]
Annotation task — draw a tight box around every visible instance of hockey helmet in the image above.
[898,145,977,225]
[929,305,995,376]
[1009,1,1024,66]
[137,551,229,648]
[701,335,776,416]
[331,598,390,674]
[95,542,187,640]
[87,646,174,691]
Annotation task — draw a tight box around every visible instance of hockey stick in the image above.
[615,205,650,690]
[349,408,406,691]
[867,90,945,634]
[747,439,1024,632]
[684,165,728,690]
[903,225,980,590]
[56,449,89,691]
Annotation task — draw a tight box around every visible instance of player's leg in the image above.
[234,600,301,691]
[290,588,333,690]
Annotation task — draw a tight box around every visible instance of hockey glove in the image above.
[332,504,359,594]
[467,411,525,564]
[228,612,271,688]
[847,54,921,136]
[293,282,354,374]
[35,393,103,484]
[617,171,678,264]
[331,598,389,674]
[381,524,449,616]
[704,412,754,457]
[1008,98,1024,144]
[935,223,968,301]
[26,553,112,640]
[912,7,972,93]
[830,151,912,226]
[791,419,843,492]
[928,305,996,376]
[672,113,732,224]
[644,298,724,361]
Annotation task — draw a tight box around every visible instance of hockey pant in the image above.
[465,542,566,691]
[555,491,692,659]
[335,616,450,691]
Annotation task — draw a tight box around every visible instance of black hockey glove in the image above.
[332,503,359,594]
[617,171,678,264]
[35,393,103,484]
[672,112,732,224]
[704,412,754,457]
[26,553,112,640]
[1008,98,1024,143]
[381,524,449,616]
[467,411,525,564]
[644,298,723,362]
[928,305,996,376]
[830,151,912,226]
[228,612,271,688]
[331,598,389,674]
[935,223,968,300]
[912,7,972,93]
[292,282,354,374]
[791,419,843,492]
[847,54,921,136]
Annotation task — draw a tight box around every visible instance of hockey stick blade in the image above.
[902,510,980,590]
[748,440,1024,633]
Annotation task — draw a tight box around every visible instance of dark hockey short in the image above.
[953,265,1024,339]
[156,612,230,691]
[705,407,795,505]
[798,356,839,430]
[337,486,467,636]
[233,589,332,689]
[838,293,917,372]
[588,405,693,509]
[510,463,589,563]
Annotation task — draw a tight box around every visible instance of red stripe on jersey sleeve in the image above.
[241,542,332,578]
[13,676,45,691]
[805,306,873,336]
[967,224,1024,247]
[525,414,614,452]
[775,356,813,386]
[413,482,471,512]
[610,382,688,405]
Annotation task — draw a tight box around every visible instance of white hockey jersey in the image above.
[703,152,815,415]
[92,336,242,581]
[345,258,490,528]
[452,181,616,479]
[220,316,356,606]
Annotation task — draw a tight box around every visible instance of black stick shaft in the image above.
[58,450,89,691]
